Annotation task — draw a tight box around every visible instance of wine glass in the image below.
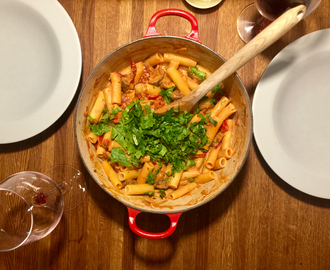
[0,165,86,252]
[237,0,322,43]
[44,164,86,211]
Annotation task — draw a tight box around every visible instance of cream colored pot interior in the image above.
[75,36,252,214]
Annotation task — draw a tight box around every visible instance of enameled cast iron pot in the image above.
[74,9,253,239]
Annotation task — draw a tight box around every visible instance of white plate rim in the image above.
[185,0,222,9]
[253,29,330,199]
[0,0,82,144]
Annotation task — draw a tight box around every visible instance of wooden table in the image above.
[1,0,330,269]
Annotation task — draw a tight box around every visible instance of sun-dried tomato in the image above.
[220,119,229,133]
[98,134,104,146]
[111,117,119,124]
[148,94,159,100]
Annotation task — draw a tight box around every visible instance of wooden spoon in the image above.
[155,5,306,114]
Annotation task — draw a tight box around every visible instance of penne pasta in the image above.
[144,53,164,67]
[166,66,191,95]
[140,155,151,163]
[102,160,122,189]
[146,84,161,95]
[204,116,221,149]
[102,81,112,107]
[194,157,205,170]
[102,130,112,149]
[86,132,98,144]
[96,145,108,158]
[137,162,155,184]
[221,119,234,150]
[195,171,217,184]
[85,52,239,202]
[134,61,144,83]
[189,114,202,124]
[205,144,222,169]
[168,170,184,189]
[118,65,131,75]
[89,91,105,123]
[217,103,237,124]
[198,97,213,111]
[181,166,200,180]
[168,182,197,200]
[109,141,125,151]
[118,169,140,181]
[110,72,122,105]
[185,76,200,90]
[196,64,212,78]
[218,147,234,159]
[213,157,227,170]
[163,53,197,67]
[125,184,155,195]
[210,96,230,118]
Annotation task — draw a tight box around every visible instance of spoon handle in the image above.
[155,5,306,114]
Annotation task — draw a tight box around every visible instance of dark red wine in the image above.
[33,192,47,206]
[256,0,310,21]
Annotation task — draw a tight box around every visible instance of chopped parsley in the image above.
[111,100,209,173]
[143,191,154,196]
[110,147,132,167]
[159,85,176,104]
[159,189,166,199]
[182,160,196,171]
[190,66,207,81]
[89,107,122,136]
[205,113,218,126]
[145,171,156,185]
[101,107,121,122]
[90,123,111,136]
[210,83,225,105]
[88,113,96,123]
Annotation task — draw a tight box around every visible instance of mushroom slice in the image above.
[153,171,170,189]
[171,89,184,101]
[149,65,165,86]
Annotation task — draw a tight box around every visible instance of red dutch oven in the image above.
[74,9,252,239]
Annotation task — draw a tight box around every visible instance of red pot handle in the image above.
[144,9,201,43]
[127,207,182,239]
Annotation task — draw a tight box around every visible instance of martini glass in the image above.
[237,0,322,43]
[0,165,86,252]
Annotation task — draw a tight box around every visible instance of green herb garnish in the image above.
[101,107,121,121]
[205,113,218,126]
[143,191,154,196]
[89,107,122,136]
[210,83,225,105]
[190,66,207,81]
[111,100,209,172]
[145,171,156,185]
[110,147,132,167]
[159,85,176,104]
[159,189,166,199]
[89,123,111,136]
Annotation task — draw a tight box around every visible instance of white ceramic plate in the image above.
[253,29,330,199]
[185,0,222,9]
[0,0,82,144]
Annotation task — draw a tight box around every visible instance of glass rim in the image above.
[0,188,34,252]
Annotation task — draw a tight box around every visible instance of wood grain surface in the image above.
[1,0,330,269]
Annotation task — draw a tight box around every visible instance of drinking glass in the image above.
[0,165,86,252]
[237,0,322,43]
[45,164,86,211]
